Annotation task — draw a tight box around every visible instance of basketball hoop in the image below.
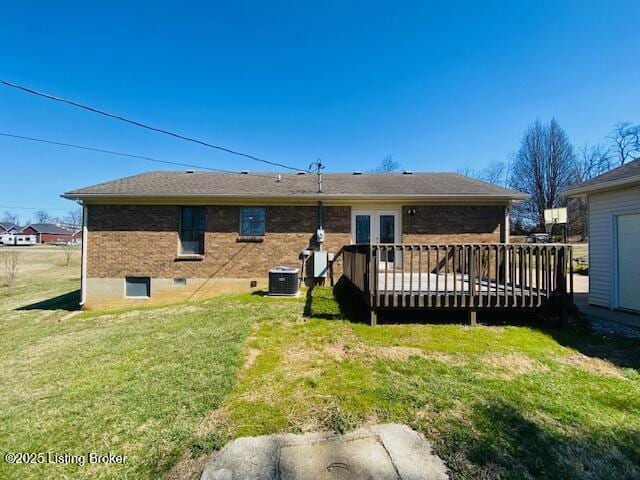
[544,208,568,242]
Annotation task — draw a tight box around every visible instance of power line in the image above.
[0,79,309,173]
[0,205,69,211]
[0,132,276,178]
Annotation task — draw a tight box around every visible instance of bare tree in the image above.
[609,122,640,166]
[508,119,576,228]
[2,211,19,225]
[456,165,476,178]
[458,161,508,186]
[573,143,611,182]
[61,242,79,267]
[373,155,401,172]
[2,250,19,295]
[33,210,52,223]
[64,207,82,229]
[481,161,508,185]
[567,144,611,240]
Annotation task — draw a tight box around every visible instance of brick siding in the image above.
[86,203,506,279]
[87,205,351,278]
[402,205,505,244]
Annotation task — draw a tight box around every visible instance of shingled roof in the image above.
[21,223,73,234]
[63,171,527,201]
[0,222,21,232]
[565,158,640,196]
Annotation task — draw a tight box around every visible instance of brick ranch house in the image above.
[20,223,75,244]
[0,222,21,234]
[63,170,527,309]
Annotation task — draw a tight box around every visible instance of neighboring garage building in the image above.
[565,158,640,313]
[20,223,74,244]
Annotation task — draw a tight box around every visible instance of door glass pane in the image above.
[379,215,395,262]
[355,215,371,244]
[379,215,395,243]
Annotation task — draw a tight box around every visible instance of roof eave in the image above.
[62,192,527,202]
[564,174,640,197]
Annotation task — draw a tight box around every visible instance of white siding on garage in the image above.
[588,185,640,308]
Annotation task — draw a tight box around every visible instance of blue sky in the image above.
[1,1,639,222]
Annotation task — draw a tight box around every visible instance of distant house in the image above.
[0,222,21,234]
[71,229,82,243]
[565,158,640,313]
[20,223,74,244]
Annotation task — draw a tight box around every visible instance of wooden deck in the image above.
[341,243,574,325]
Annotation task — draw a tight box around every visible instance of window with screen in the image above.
[240,207,265,236]
[180,207,205,255]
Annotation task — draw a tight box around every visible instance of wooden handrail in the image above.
[341,243,573,309]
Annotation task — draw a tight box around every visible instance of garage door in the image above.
[617,214,640,312]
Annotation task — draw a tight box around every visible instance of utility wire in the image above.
[0,79,308,173]
[0,132,277,178]
[0,205,69,211]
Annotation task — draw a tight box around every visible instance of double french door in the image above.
[352,209,400,265]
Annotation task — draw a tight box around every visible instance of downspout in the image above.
[317,200,324,252]
[80,203,88,306]
[315,159,324,252]
[504,202,511,244]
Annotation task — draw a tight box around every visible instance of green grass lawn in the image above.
[1,248,639,479]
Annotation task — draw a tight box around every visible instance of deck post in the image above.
[560,305,568,327]
[468,309,477,326]
[370,309,378,327]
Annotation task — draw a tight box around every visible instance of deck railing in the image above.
[342,243,574,310]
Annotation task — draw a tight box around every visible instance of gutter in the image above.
[61,193,528,202]
[564,174,640,196]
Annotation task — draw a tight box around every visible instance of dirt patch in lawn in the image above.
[323,340,370,361]
[285,335,470,366]
[375,345,425,360]
[197,406,232,437]
[481,353,549,378]
[148,304,204,318]
[244,347,261,370]
[165,452,208,480]
[559,353,626,379]
[285,344,320,363]
[423,351,468,366]
[322,341,429,362]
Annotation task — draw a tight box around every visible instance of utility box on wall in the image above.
[313,251,328,278]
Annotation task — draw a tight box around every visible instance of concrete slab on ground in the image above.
[575,293,640,331]
[571,273,640,331]
[201,424,448,480]
[280,436,397,480]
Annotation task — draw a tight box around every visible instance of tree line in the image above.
[374,120,638,238]
[460,120,639,238]
[2,207,82,230]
